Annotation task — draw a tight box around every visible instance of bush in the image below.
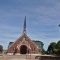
[56,49,60,55]
[0,45,3,53]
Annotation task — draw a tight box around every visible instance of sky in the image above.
[0,0,60,50]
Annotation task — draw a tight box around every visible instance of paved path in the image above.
[1,58,36,60]
[0,54,38,60]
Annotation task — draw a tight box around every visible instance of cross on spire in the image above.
[23,16,26,34]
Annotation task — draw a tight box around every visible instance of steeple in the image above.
[23,16,26,34]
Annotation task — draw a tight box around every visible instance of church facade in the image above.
[7,17,41,55]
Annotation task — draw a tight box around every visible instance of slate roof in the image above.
[8,42,13,48]
[33,41,42,50]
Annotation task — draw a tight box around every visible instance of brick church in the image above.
[7,16,42,55]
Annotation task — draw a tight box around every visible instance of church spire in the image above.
[23,16,26,34]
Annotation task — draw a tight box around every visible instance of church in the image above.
[7,16,42,55]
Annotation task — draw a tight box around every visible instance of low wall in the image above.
[40,56,60,60]
[35,55,60,60]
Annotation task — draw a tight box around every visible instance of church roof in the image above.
[8,39,42,50]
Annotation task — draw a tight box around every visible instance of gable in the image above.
[7,34,38,51]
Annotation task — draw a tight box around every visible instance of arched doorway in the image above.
[20,45,27,54]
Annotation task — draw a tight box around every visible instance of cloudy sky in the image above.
[0,0,60,50]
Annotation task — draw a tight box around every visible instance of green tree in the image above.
[56,40,60,49]
[56,40,60,55]
[0,45,3,53]
[47,42,56,54]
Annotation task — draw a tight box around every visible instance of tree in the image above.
[56,40,60,55]
[0,45,3,53]
[47,42,56,54]
[56,40,60,49]
[47,40,60,55]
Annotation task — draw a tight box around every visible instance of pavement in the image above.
[0,54,39,60]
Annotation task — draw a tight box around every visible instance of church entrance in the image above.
[20,45,27,54]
